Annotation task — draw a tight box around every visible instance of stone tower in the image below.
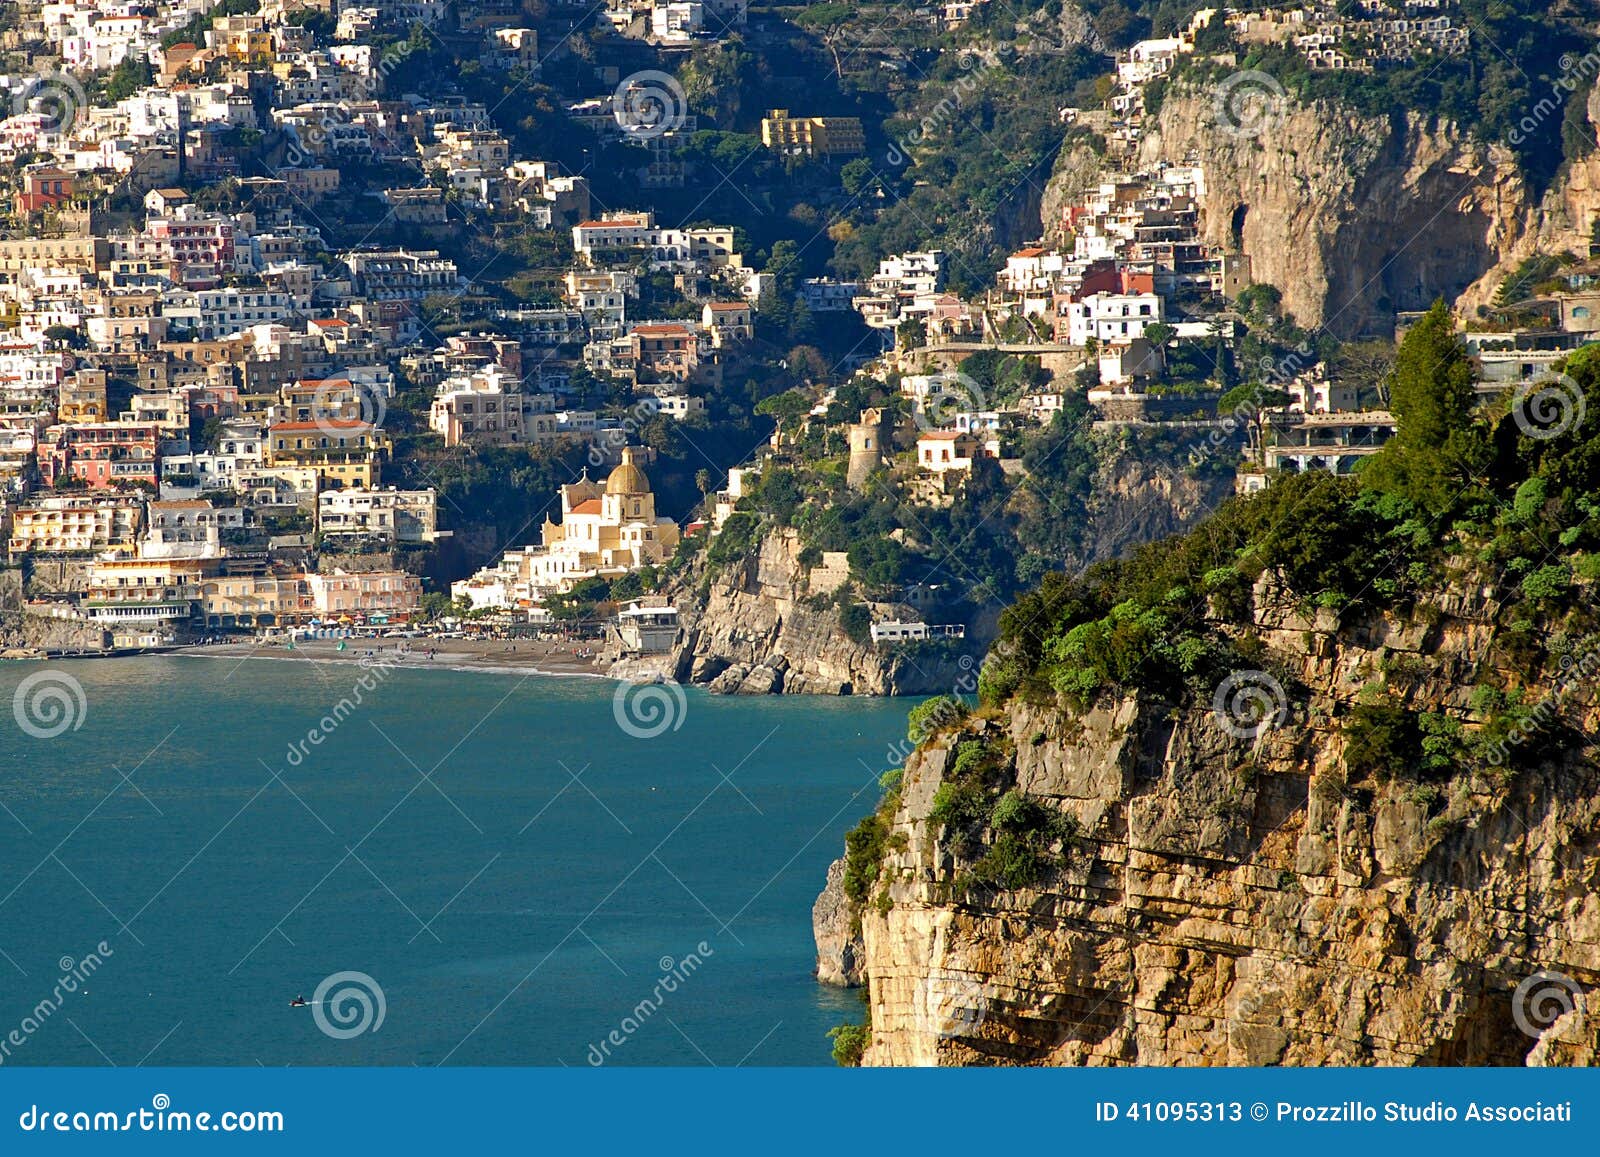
[846,407,885,490]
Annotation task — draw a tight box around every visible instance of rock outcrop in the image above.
[1122,89,1527,337]
[814,858,865,987]
[671,528,979,697]
[828,580,1600,1066]
[1460,85,1600,314]
[1076,437,1234,571]
[0,570,108,653]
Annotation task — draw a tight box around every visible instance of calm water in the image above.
[0,656,909,1066]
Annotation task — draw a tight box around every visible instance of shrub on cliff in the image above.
[828,1022,868,1067]
[705,512,762,569]
[906,695,967,745]
[842,812,890,906]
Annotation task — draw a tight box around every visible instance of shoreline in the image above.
[165,638,616,680]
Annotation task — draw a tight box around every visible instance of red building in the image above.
[39,422,162,490]
[15,168,74,215]
[630,323,697,382]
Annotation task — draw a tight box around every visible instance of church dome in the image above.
[605,448,650,495]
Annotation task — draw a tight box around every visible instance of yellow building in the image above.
[81,557,218,624]
[201,572,313,629]
[265,419,389,489]
[528,448,681,595]
[209,16,273,63]
[760,109,866,159]
[8,495,144,555]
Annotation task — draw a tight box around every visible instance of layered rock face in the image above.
[1132,91,1526,337]
[825,584,1600,1066]
[1460,85,1600,313]
[813,858,864,987]
[676,436,1229,697]
[670,528,977,697]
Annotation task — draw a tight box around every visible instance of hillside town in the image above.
[0,0,1586,659]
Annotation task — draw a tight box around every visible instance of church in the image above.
[523,447,683,596]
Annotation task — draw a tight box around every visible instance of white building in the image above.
[318,487,444,543]
[1067,291,1164,345]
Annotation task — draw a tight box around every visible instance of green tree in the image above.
[1218,383,1292,455]
[897,318,927,351]
[755,388,812,434]
[103,57,153,103]
[1361,301,1487,514]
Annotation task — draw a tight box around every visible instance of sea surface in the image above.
[0,655,913,1066]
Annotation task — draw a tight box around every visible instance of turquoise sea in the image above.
[0,656,911,1066]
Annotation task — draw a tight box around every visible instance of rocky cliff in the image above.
[677,433,1229,697]
[820,575,1600,1066]
[670,528,979,696]
[1074,436,1233,571]
[0,569,108,653]
[1460,85,1600,313]
[1123,88,1527,337]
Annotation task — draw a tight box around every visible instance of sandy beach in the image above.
[170,636,612,678]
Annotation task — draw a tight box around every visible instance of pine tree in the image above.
[1361,300,1486,513]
